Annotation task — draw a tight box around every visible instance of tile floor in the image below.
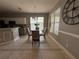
[0,35,71,59]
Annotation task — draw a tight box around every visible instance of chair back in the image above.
[43,27,47,34]
[32,31,39,41]
[27,27,31,35]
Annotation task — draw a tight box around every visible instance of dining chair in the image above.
[40,27,47,40]
[32,31,40,47]
[27,27,32,40]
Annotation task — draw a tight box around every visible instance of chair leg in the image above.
[28,36,30,40]
[38,41,40,47]
[44,35,46,40]
[32,41,33,47]
[32,41,40,47]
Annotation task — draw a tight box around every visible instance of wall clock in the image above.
[62,0,79,25]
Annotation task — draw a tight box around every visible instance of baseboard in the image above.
[48,34,76,59]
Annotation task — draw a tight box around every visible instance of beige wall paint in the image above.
[20,13,49,30]
[0,13,48,28]
[0,18,26,24]
[48,0,79,59]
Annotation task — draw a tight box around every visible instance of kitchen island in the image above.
[0,27,20,43]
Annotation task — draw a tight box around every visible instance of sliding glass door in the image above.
[30,17,44,30]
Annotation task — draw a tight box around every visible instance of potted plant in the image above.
[34,23,39,30]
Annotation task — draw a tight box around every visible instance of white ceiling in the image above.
[0,0,59,13]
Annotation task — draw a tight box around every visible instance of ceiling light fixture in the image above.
[18,7,22,11]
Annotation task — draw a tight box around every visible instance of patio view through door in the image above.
[30,17,44,31]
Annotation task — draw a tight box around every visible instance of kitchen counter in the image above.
[0,27,20,43]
